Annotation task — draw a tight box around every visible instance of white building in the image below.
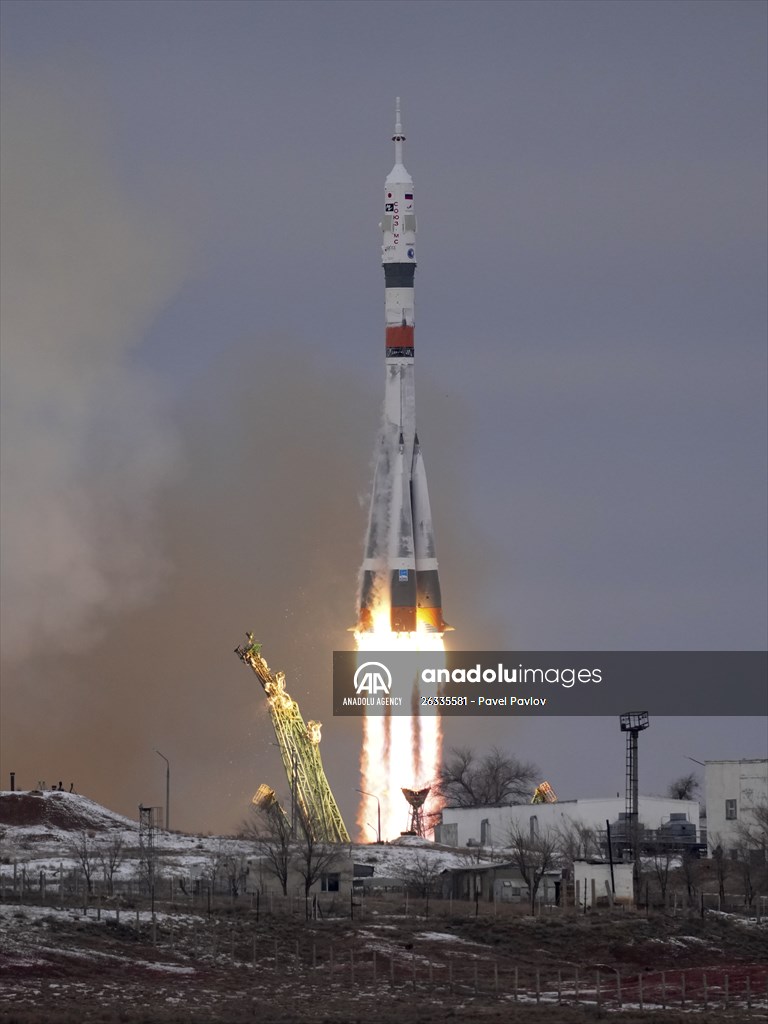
[704,759,768,855]
[440,796,699,848]
[573,860,634,907]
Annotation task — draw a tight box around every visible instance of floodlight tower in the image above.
[620,712,649,870]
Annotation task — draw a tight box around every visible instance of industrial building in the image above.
[437,796,700,849]
[704,759,767,856]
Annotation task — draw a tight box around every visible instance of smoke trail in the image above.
[0,69,187,664]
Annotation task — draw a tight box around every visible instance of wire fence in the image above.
[6,895,767,1015]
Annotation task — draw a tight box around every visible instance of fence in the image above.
[6,895,766,1015]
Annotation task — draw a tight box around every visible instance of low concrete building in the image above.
[573,859,634,908]
[441,861,560,905]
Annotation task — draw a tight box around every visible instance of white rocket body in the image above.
[359,101,446,634]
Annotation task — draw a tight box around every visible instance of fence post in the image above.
[252,933,256,967]
[494,962,498,997]
[556,969,561,1003]
[312,942,316,971]
[746,974,751,1009]
[703,972,708,1011]
[680,972,685,1008]
[724,973,729,1008]
[638,974,643,1011]
[596,970,601,1011]
[536,968,540,1003]
[513,965,518,1001]
[574,967,579,1004]
[350,948,355,985]
[661,971,666,1009]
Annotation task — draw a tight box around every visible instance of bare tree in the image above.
[733,800,768,909]
[437,746,539,807]
[240,807,293,897]
[648,846,675,905]
[735,798,768,858]
[201,840,230,895]
[680,848,700,907]
[556,817,600,869]
[733,838,757,909]
[709,833,729,904]
[667,773,700,801]
[222,854,248,898]
[67,831,97,894]
[294,812,340,900]
[507,822,559,914]
[98,835,124,896]
[400,853,442,898]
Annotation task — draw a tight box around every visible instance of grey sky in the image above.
[1,0,766,834]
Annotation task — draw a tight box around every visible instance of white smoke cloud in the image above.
[0,69,187,663]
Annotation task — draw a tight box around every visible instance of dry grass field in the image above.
[1,896,766,1024]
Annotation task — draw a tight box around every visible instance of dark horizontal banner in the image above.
[332,651,767,717]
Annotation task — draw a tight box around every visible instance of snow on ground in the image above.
[708,910,767,928]
[1,790,499,889]
[0,902,204,927]
[415,931,485,945]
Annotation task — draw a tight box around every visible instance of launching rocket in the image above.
[358,100,448,635]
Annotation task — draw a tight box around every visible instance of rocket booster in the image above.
[358,100,447,635]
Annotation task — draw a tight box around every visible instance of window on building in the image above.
[321,873,340,892]
[725,799,737,820]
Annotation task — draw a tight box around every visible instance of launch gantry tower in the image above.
[234,636,350,844]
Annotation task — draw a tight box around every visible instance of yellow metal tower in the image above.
[234,636,350,844]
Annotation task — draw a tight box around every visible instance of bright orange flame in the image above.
[355,602,445,841]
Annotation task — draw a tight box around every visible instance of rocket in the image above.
[358,99,448,635]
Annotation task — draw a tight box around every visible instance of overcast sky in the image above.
[1,0,766,835]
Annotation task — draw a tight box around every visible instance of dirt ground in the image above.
[1,898,766,1024]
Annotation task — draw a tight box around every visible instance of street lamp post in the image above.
[356,788,381,843]
[155,750,170,831]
